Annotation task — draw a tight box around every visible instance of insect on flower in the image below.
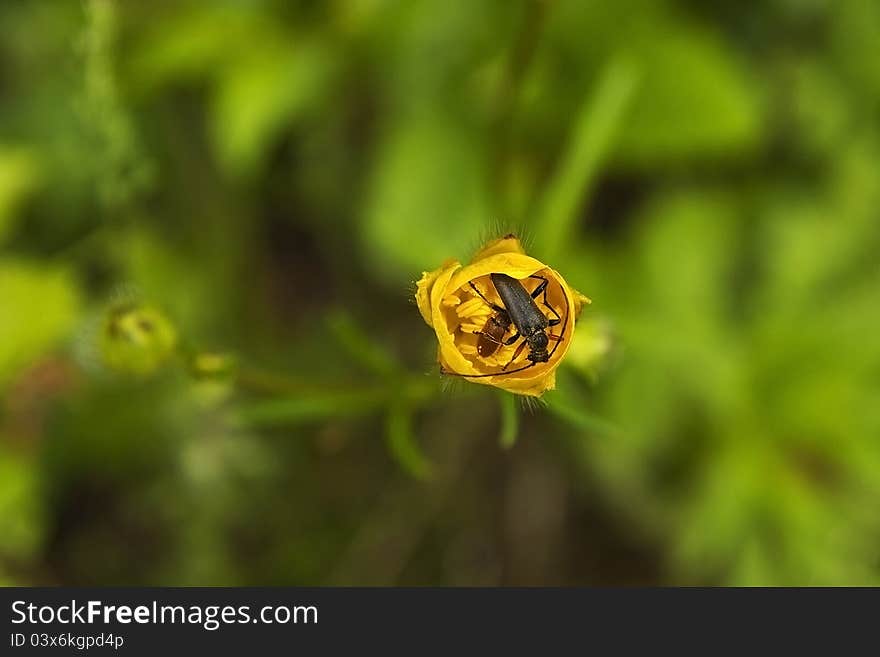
[467,273,566,373]
[415,235,590,397]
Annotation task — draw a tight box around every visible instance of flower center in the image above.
[444,272,564,374]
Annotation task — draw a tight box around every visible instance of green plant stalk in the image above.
[534,56,639,259]
[498,391,520,449]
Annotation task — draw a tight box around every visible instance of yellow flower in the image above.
[415,235,590,396]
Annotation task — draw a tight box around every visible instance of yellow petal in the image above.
[448,252,547,293]
[415,258,459,328]
[470,234,526,261]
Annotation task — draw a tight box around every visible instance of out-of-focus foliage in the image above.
[0,261,80,386]
[1,0,879,586]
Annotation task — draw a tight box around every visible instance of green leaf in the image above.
[0,448,43,560]
[325,310,399,377]
[0,148,39,244]
[362,113,489,281]
[386,403,432,480]
[533,57,638,259]
[0,260,80,386]
[127,5,259,93]
[613,28,763,168]
[236,389,387,427]
[211,40,334,177]
[545,370,620,439]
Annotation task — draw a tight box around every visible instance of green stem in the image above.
[233,374,437,427]
[498,391,520,449]
[534,56,639,259]
[490,0,551,218]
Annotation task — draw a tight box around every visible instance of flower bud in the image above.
[99,302,177,376]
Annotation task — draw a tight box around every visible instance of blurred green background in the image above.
[1,0,879,586]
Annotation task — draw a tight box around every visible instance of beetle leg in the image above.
[468,281,505,313]
[503,331,521,346]
[528,275,562,326]
[501,339,528,371]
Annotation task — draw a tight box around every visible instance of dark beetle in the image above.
[469,273,563,372]
[475,306,513,358]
